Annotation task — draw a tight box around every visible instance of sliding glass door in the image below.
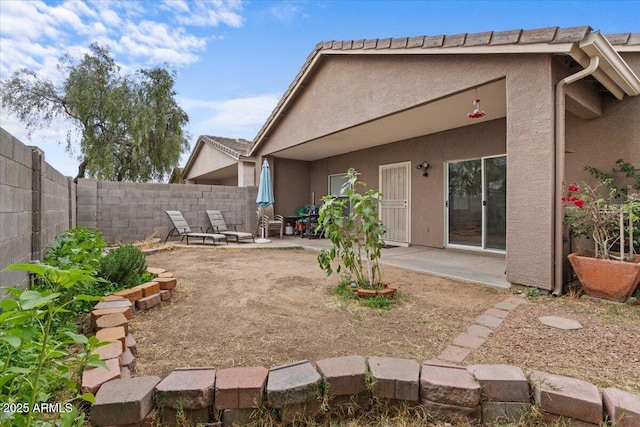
[446,155,506,251]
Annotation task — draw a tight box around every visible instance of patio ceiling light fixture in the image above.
[467,88,486,119]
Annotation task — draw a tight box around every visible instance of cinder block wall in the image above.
[77,179,259,244]
[0,128,75,294]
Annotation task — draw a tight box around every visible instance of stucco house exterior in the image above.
[182,135,256,186]
[248,26,640,293]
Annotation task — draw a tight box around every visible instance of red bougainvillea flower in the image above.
[567,185,580,192]
[574,199,585,208]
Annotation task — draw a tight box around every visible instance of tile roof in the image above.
[200,135,253,158]
[251,26,640,153]
[316,27,639,52]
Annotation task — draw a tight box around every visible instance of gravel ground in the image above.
[132,246,639,395]
[466,294,640,394]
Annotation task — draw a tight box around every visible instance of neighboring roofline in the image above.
[248,26,640,156]
[182,135,253,178]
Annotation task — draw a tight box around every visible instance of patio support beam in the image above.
[553,56,600,296]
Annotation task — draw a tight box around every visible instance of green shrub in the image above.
[38,227,108,317]
[1,264,106,426]
[99,245,147,290]
[44,227,106,274]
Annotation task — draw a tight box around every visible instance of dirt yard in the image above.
[132,247,639,394]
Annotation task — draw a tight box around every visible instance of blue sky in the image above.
[1,0,638,178]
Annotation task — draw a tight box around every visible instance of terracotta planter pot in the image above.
[353,285,397,299]
[568,250,640,303]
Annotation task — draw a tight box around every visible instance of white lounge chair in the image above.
[164,211,227,245]
[205,210,254,244]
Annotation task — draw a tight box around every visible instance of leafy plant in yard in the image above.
[361,295,393,310]
[40,227,111,316]
[317,168,387,289]
[584,159,640,254]
[98,244,148,290]
[562,182,638,260]
[1,263,106,427]
[43,227,106,273]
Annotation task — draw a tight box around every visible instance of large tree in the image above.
[1,44,190,182]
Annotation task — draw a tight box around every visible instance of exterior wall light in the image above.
[416,161,430,176]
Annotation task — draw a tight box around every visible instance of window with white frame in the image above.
[328,173,351,215]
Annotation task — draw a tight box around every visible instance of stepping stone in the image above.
[466,364,529,402]
[215,366,268,409]
[502,296,528,306]
[420,363,480,407]
[316,355,368,398]
[485,308,509,318]
[538,316,583,330]
[530,371,602,424]
[156,367,217,409]
[602,387,640,427]
[476,314,503,329]
[437,345,470,364]
[368,357,420,402]
[91,376,161,426]
[157,272,174,278]
[467,324,493,338]
[91,341,123,361]
[266,360,322,407]
[82,357,120,394]
[96,312,129,335]
[493,301,518,311]
[452,333,486,349]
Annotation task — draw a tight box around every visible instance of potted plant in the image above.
[563,182,640,302]
[316,168,394,298]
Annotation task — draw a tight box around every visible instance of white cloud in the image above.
[100,9,122,27]
[184,94,280,138]
[0,112,80,177]
[175,1,244,27]
[0,1,61,41]
[119,21,206,66]
[0,0,246,77]
[269,1,305,24]
[160,0,190,13]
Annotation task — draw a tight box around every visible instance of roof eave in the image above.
[249,33,640,155]
[182,137,205,177]
[573,32,640,98]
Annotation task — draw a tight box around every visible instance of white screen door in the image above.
[379,162,411,246]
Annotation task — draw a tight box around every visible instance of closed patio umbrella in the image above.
[255,159,274,243]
